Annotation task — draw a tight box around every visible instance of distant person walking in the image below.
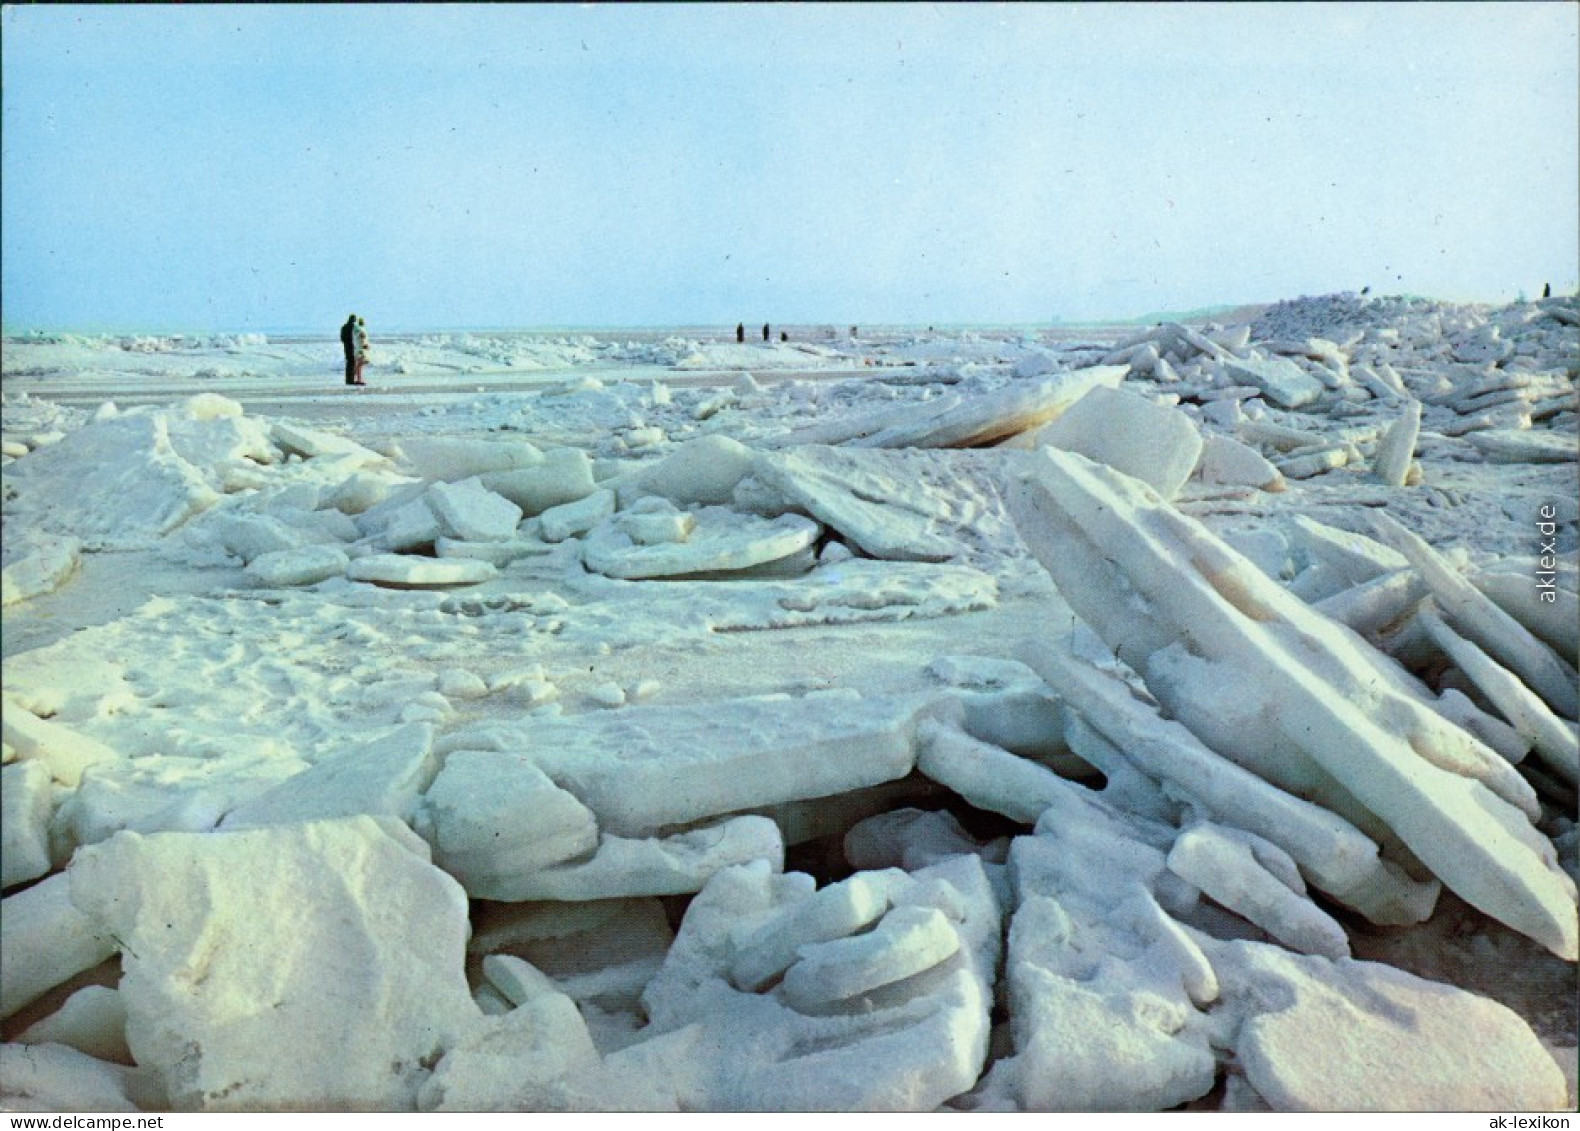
[340,314,358,385]
[762,323,770,342]
[1543,283,1552,299]
[736,322,745,343]
[351,316,369,386]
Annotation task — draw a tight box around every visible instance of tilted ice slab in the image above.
[352,487,442,552]
[1,700,119,787]
[729,868,900,992]
[779,904,962,1011]
[418,951,692,1111]
[1221,353,1326,409]
[919,717,1357,964]
[394,436,545,483]
[54,748,306,856]
[15,984,131,1067]
[766,394,962,449]
[1019,641,1439,926]
[1166,822,1350,959]
[1286,515,1409,591]
[742,446,1010,563]
[67,817,482,1111]
[271,420,384,466]
[539,487,616,542]
[1473,558,1580,665]
[1371,398,1421,486]
[580,504,820,580]
[439,691,955,837]
[245,543,350,587]
[480,448,598,516]
[639,855,1000,1111]
[1418,605,1579,786]
[1372,511,1580,720]
[1006,448,1578,959]
[849,366,1128,449]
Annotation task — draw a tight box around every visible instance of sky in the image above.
[2,3,1577,333]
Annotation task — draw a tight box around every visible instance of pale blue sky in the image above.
[3,3,1576,332]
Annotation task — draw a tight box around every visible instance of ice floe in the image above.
[2,296,1574,1111]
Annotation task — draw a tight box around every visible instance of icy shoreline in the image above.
[2,293,1576,1112]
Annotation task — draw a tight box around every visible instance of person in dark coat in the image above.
[762,323,770,342]
[340,314,358,385]
[736,322,745,343]
[351,316,369,386]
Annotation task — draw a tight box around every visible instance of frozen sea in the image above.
[1,295,1576,1113]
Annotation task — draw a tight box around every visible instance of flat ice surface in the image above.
[2,299,1576,1111]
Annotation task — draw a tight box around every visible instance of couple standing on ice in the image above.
[340,313,369,386]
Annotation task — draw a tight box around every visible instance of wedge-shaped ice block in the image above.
[67,817,480,1111]
[421,749,600,896]
[221,722,439,830]
[1038,385,1203,500]
[426,476,523,543]
[1,533,80,607]
[16,984,131,1066]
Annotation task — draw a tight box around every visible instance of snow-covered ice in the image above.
[2,300,1576,1111]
